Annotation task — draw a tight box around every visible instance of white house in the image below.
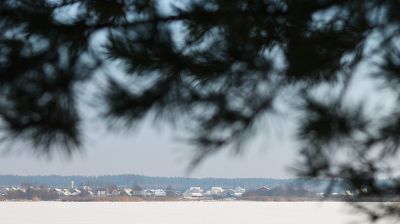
[123,188,132,196]
[183,187,204,198]
[211,187,224,196]
[154,189,166,197]
[53,188,67,196]
[234,187,246,196]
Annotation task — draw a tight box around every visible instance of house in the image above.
[183,187,204,198]
[97,190,107,197]
[122,188,132,196]
[243,186,270,197]
[223,189,236,197]
[211,187,224,196]
[154,189,166,197]
[144,189,155,197]
[69,189,81,196]
[165,186,181,197]
[62,189,72,196]
[132,185,144,196]
[78,188,94,197]
[191,192,203,197]
[108,189,120,197]
[234,187,246,197]
[52,188,67,196]
[190,187,203,192]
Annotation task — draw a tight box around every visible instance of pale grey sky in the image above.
[0,118,297,178]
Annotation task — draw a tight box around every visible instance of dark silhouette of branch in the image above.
[2,0,400,221]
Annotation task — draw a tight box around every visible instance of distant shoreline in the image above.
[2,196,399,203]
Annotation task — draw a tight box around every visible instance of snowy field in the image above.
[0,201,388,224]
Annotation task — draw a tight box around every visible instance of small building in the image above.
[144,189,155,197]
[108,189,120,197]
[183,187,204,198]
[97,190,107,197]
[69,189,81,196]
[191,192,204,197]
[189,187,203,193]
[211,187,224,196]
[223,189,236,197]
[52,188,67,196]
[122,188,132,196]
[154,189,166,197]
[234,187,246,197]
[243,186,270,197]
[132,185,144,196]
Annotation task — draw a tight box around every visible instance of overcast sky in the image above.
[0,117,297,178]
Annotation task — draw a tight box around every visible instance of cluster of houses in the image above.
[0,186,170,198]
[0,183,247,200]
[183,187,246,199]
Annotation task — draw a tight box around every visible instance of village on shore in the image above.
[0,180,362,202]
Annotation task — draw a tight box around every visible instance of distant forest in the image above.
[0,175,332,191]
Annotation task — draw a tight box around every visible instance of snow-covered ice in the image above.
[0,201,383,224]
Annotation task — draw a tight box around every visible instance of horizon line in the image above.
[0,173,310,180]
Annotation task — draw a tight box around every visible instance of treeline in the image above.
[0,175,331,191]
